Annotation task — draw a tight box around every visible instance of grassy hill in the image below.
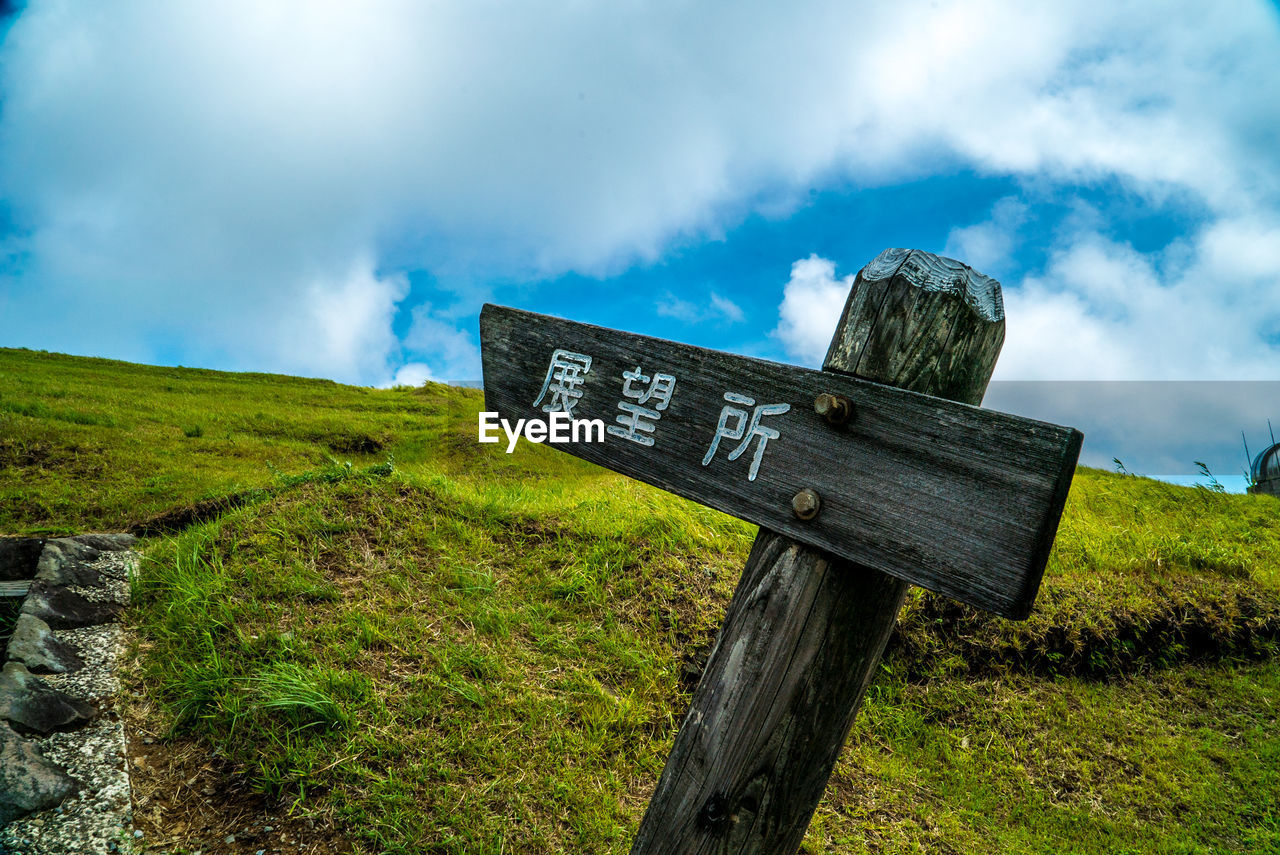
[2,346,1279,854]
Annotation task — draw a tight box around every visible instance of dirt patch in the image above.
[124,688,356,855]
[677,641,715,693]
[128,492,260,537]
[0,439,53,469]
[0,440,108,482]
[890,582,1280,680]
[495,516,566,546]
[322,432,385,456]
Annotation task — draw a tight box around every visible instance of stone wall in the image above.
[0,534,135,851]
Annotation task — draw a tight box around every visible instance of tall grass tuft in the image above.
[251,662,349,731]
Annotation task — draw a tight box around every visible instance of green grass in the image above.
[3,346,1280,853]
[0,346,482,533]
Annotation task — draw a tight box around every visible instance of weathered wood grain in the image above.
[628,533,909,854]
[627,248,1028,854]
[480,269,1080,619]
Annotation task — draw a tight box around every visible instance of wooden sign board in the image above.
[480,304,1081,620]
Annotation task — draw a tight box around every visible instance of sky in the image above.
[1,1,1278,487]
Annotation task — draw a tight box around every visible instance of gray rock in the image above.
[35,542,103,588]
[71,533,138,552]
[46,537,103,563]
[21,581,123,629]
[0,721,77,824]
[0,537,44,582]
[5,614,85,674]
[0,662,97,734]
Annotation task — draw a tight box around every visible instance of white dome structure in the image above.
[1249,442,1280,498]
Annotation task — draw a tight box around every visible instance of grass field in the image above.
[3,346,1279,854]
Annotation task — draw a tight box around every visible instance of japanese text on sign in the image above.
[480,347,793,480]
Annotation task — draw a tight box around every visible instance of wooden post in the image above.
[628,249,1005,854]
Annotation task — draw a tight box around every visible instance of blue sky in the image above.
[1,2,1279,486]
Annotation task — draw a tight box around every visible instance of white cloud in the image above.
[772,255,853,366]
[781,202,1280,382]
[709,293,746,324]
[402,303,481,383]
[996,218,1280,380]
[943,197,1029,274]
[283,263,408,384]
[386,362,436,388]
[982,380,1280,483]
[656,291,744,325]
[0,1,1277,381]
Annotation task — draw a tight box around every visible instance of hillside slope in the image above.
[3,347,1278,854]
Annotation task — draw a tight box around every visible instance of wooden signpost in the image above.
[480,248,1083,853]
